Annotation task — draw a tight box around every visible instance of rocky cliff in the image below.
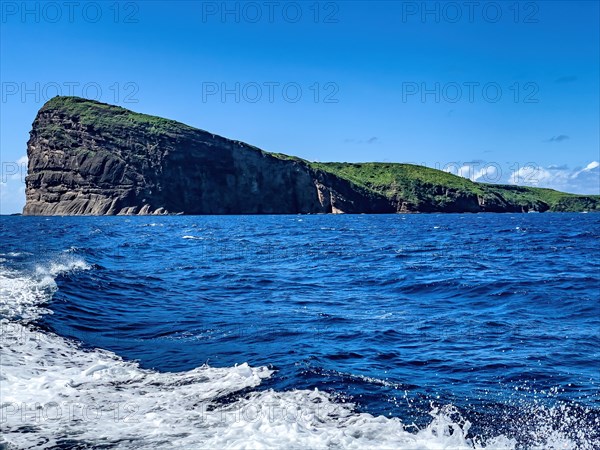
[24,97,394,215]
[23,97,600,215]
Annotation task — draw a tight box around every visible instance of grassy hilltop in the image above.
[308,162,599,212]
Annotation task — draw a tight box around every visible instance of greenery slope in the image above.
[41,96,198,137]
[41,97,599,213]
[309,163,600,212]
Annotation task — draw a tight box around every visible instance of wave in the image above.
[0,256,594,449]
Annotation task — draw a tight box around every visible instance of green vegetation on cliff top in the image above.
[42,95,197,136]
[40,97,600,212]
[308,162,600,212]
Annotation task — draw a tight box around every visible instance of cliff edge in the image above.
[23,97,600,215]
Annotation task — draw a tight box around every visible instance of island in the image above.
[23,96,599,215]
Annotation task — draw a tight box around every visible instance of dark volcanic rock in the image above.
[24,97,599,215]
[23,97,393,215]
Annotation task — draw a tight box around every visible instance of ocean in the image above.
[1,213,599,449]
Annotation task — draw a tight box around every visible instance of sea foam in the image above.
[0,257,591,449]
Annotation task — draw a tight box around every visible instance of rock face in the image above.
[23,97,393,215]
[24,97,599,215]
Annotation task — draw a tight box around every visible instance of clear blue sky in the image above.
[1,1,599,213]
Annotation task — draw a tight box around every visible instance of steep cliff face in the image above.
[24,97,599,215]
[23,97,393,215]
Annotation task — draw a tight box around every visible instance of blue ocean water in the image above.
[1,213,599,449]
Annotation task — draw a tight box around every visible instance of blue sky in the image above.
[1,0,599,213]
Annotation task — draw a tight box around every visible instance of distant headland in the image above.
[23,97,599,215]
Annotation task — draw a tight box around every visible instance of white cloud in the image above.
[572,160,599,178]
[0,180,26,215]
[0,156,27,214]
[445,160,599,195]
[445,162,500,182]
[472,165,498,182]
[586,161,599,170]
[508,161,600,195]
